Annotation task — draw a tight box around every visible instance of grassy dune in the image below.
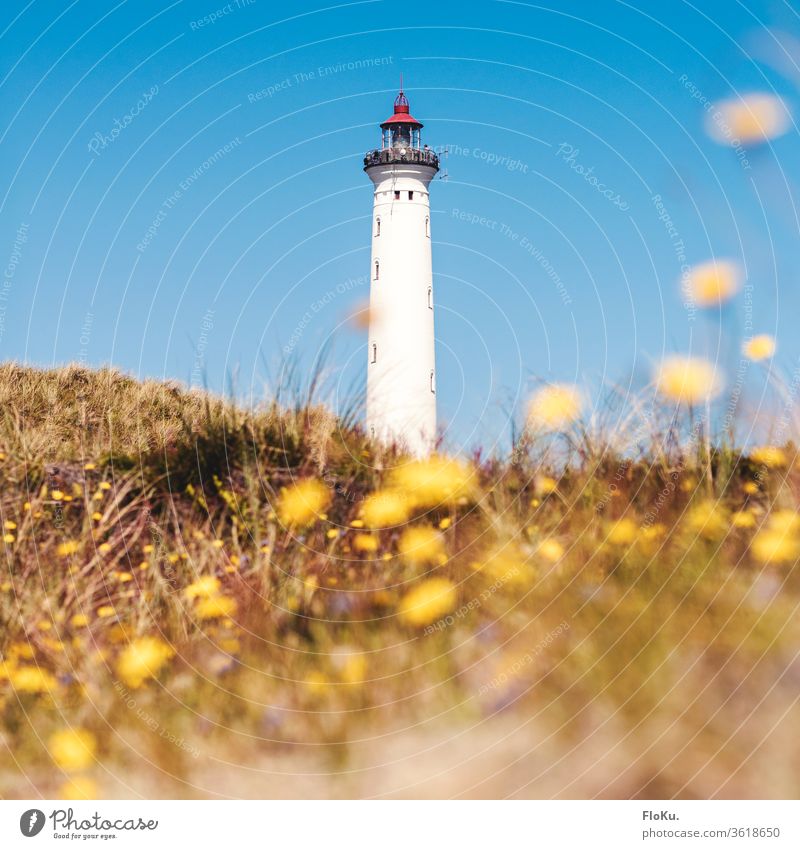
[1,363,799,799]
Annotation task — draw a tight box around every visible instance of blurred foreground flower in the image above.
[398,578,457,627]
[398,525,445,565]
[276,478,331,527]
[750,446,788,469]
[116,636,174,688]
[195,595,237,620]
[684,260,740,307]
[184,576,221,600]
[655,356,722,404]
[58,776,97,801]
[49,728,97,771]
[361,489,413,528]
[707,94,790,145]
[387,456,474,508]
[751,510,800,563]
[743,334,776,361]
[527,384,583,430]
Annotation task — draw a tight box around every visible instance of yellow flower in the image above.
[536,538,564,563]
[398,578,457,627]
[97,605,115,618]
[387,456,474,508]
[361,489,413,528]
[655,356,722,404]
[684,260,741,307]
[527,384,583,429]
[398,525,445,565]
[99,482,111,491]
[480,548,532,586]
[50,490,64,501]
[333,649,368,685]
[58,776,97,801]
[743,481,760,496]
[276,479,331,527]
[49,728,97,771]
[57,540,79,557]
[84,462,96,470]
[98,542,111,554]
[3,533,14,543]
[70,613,89,628]
[353,533,379,553]
[743,334,776,361]
[326,528,339,539]
[685,501,728,539]
[750,446,788,469]
[116,636,174,688]
[751,529,800,563]
[708,94,790,145]
[607,518,637,545]
[535,476,558,495]
[184,576,221,600]
[10,665,57,693]
[195,595,237,620]
[4,520,16,530]
[731,510,757,529]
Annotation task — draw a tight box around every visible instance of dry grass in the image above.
[1,363,799,799]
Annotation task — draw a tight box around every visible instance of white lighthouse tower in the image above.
[364,86,439,455]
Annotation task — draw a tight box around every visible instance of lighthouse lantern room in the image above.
[364,86,439,455]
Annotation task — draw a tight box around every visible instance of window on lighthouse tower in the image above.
[374,260,379,280]
[371,343,377,364]
[375,217,380,236]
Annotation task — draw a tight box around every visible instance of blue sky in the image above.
[1,0,799,452]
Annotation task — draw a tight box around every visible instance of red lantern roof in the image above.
[380,89,423,129]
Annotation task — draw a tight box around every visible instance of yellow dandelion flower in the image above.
[731,510,756,529]
[536,538,564,563]
[387,456,474,508]
[527,384,583,430]
[750,446,788,468]
[326,528,339,539]
[353,533,379,553]
[751,529,800,563]
[10,665,57,693]
[708,94,790,145]
[743,481,760,495]
[480,548,532,586]
[91,512,102,522]
[98,542,111,554]
[684,260,741,307]
[685,502,729,540]
[4,520,16,530]
[361,489,413,528]
[58,776,97,801]
[276,479,331,527]
[184,576,221,600]
[70,613,89,628]
[607,518,638,545]
[3,533,14,544]
[99,482,111,491]
[743,334,776,361]
[398,578,457,627]
[84,462,96,470]
[56,540,79,557]
[655,356,722,405]
[350,518,365,528]
[143,544,154,553]
[50,490,64,501]
[49,727,97,771]
[116,636,174,688]
[535,476,558,495]
[195,595,237,620]
[398,525,445,565]
[438,516,452,530]
[96,606,115,618]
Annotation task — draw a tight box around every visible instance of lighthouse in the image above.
[364,86,439,455]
